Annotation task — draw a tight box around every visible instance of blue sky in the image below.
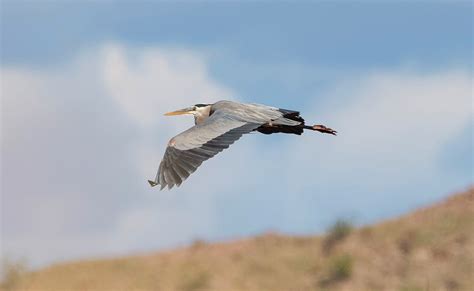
[1,1,472,267]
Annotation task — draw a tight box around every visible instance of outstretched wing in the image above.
[150,111,261,190]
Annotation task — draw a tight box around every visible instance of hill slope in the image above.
[3,188,473,291]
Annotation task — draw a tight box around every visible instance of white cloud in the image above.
[1,43,471,269]
[100,44,233,128]
[1,44,236,267]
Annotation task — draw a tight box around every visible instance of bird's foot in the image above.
[312,125,337,135]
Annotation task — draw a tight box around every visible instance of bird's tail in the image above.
[304,124,337,135]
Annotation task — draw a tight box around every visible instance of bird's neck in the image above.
[194,105,212,125]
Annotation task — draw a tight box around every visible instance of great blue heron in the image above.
[149,100,336,190]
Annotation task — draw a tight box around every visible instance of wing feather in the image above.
[152,111,260,189]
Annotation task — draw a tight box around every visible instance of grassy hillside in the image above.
[3,188,473,291]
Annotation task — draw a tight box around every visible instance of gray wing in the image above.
[151,111,262,190]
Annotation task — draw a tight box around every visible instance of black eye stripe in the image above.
[195,104,210,108]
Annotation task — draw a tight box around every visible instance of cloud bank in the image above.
[1,44,472,267]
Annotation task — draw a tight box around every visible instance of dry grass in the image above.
[3,187,473,291]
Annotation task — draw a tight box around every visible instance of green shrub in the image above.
[330,254,353,280]
[322,219,353,253]
[320,254,353,286]
[0,258,28,291]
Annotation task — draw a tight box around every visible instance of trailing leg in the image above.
[303,124,337,135]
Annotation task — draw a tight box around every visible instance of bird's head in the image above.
[164,104,211,117]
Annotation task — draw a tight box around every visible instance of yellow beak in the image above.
[164,107,194,116]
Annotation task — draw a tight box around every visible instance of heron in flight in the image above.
[149,100,336,190]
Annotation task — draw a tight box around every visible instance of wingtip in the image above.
[148,180,159,187]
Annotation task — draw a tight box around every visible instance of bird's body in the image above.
[150,100,336,190]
